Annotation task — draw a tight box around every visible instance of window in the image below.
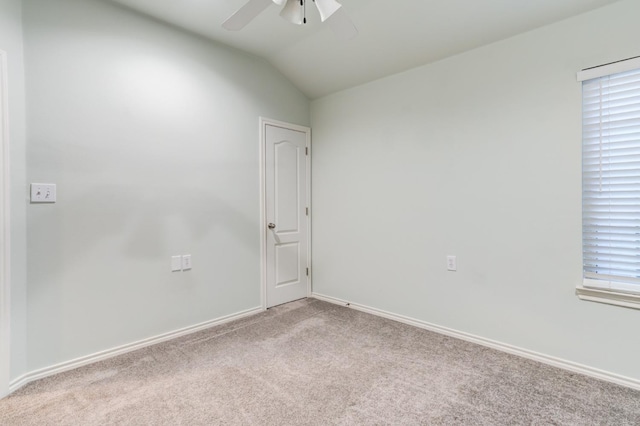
[578,57,640,309]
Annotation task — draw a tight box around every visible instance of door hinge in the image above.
[305,147,308,155]
[306,268,309,276]
[306,207,309,216]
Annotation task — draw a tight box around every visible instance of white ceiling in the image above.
[109,0,620,99]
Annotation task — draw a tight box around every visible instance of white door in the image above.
[264,122,309,308]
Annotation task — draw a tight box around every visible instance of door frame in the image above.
[259,117,311,310]
[0,50,11,398]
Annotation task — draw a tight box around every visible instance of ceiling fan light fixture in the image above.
[280,0,304,25]
[314,0,342,22]
[223,0,357,39]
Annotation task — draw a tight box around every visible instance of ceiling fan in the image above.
[222,0,358,40]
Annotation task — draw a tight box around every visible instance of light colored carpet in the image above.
[1,298,640,425]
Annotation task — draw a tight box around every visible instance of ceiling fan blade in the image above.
[313,0,342,22]
[222,0,274,31]
[280,0,303,25]
[327,8,358,40]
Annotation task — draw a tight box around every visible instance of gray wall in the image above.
[0,0,28,383]
[22,0,309,371]
[311,0,640,380]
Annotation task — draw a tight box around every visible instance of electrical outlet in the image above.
[30,183,56,203]
[171,256,182,272]
[447,255,457,272]
[182,254,192,271]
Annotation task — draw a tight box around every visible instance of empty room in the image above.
[1,0,640,424]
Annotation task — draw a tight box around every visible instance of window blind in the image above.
[582,64,640,293]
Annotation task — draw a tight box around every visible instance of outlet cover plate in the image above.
[182,254,192,271]
[171,256,182,272]
[447,255,457,272]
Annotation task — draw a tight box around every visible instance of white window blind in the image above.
[582,61,640,294]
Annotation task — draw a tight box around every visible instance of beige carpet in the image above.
[1,298,640,425]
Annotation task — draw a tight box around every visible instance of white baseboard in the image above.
[312,293,640,391]
[10,295,640,395]
[9,306,264,394]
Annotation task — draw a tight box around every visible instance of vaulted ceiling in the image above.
[109,0,620,99]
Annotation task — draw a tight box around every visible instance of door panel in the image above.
[275,142,300,233]
[276,242,300,287]
[265,124,308,308]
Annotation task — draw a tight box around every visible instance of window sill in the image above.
[576,284,640,310]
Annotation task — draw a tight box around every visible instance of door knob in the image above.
[268,223,276,230]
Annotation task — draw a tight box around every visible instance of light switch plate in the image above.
[171,256,182,272]
[182,254,192,271]
[31,183,56,203]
